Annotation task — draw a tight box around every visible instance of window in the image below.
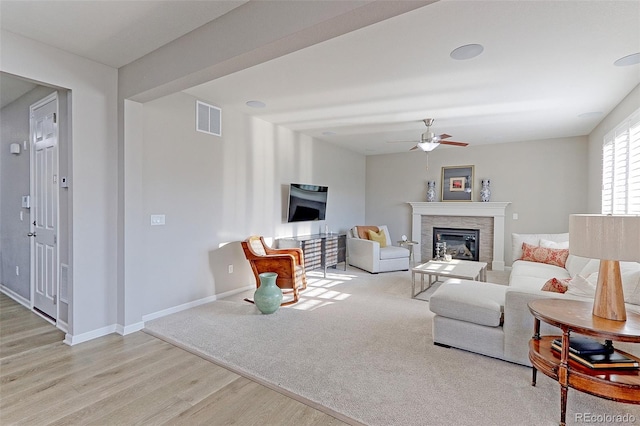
[602,108,640,214]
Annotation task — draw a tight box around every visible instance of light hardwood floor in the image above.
[0,294,346,425]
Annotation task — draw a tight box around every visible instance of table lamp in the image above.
[569,214,640,321]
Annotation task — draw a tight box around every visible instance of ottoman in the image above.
[429,278,508,360]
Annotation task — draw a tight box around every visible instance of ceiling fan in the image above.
[390,118,469,152]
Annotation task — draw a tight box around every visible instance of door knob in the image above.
[27,232,36,237]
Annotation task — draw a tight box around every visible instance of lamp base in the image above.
[593,260,627,322]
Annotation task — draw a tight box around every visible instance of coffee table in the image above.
[411,259,488,298]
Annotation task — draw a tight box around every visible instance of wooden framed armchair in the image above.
[241,236,308,305]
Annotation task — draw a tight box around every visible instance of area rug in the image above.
[145,268,640,426]
[413,281,441,301]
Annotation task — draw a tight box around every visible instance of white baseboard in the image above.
[64,324,117,346]
[0,285,31,308]
[61,285,253,345]
[116,322,145,336]
[142,285,254,323]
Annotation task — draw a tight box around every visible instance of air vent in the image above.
[60,263,69,303]
[196,100,222,136]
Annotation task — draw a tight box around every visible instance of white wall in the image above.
[1,31,118,339]
[134,92,365,317]
[365,136,589,266]
[587,84,640,213]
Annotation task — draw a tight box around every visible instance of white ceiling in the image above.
[185,0,640,155]
[2,0,639,156]
[0,0,248,68]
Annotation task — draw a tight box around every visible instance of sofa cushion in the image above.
[367,229,387,247]
[509,260,571,292]
[566,274,597,298]
[354,225,379,240]
[379,245,409,260]
[623,266,640,306]
[540,239,569,249]
[511,260,570,280]
[521,242,569,268]
[430,279,507,327]
[565,255,593,278]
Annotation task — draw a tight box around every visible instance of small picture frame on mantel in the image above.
[441,165,474,201]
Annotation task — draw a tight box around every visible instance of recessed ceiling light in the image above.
[322,131,337,136]
[614,52,640,67]
[450,44,484,60]
[246,100,266,108]
[578,111,603,119]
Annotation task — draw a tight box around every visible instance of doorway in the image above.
[30,92,59,320]
[0,73,70,331]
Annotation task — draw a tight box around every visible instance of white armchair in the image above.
[347,225,410,273]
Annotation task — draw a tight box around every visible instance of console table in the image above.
[278,233,346,277]
[528,299,640,426]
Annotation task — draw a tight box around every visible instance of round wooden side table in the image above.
[528,299,640,426]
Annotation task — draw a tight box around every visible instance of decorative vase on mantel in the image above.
[426,181,436,202]
[480,179,491,202]
[254,272,283,314]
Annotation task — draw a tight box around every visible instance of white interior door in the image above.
[30,93,58,319]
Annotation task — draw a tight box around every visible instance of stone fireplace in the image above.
[408,202,510,270]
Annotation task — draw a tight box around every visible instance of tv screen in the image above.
[287,184,328,222]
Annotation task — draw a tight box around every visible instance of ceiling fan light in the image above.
[450,44,484,60]
[418,142,440,152]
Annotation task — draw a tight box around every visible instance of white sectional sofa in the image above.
[429,233,640,366]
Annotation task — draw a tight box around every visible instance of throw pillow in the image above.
[356,226,379,240]
[367,229,387,248]
[521,242,569,268]
[621,266,640,306]
[566,274,597,298]
[541,277,569,293]
[540,239,570,250]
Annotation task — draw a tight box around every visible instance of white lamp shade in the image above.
[569,214,640,262]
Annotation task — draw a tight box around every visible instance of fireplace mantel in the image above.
[408,202,511,270]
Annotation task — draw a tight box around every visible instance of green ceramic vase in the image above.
[254,272,282,314]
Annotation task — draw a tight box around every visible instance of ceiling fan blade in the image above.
[440,140,469,147]
[438,133,452,140]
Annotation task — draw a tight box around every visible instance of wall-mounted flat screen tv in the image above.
[287,183,328,222]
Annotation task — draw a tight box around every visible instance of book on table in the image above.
[551,338,639,369]
[554,335,613,356]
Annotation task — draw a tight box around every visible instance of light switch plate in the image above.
[150,214,165,226]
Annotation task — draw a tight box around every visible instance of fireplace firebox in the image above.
[433,228,480,261]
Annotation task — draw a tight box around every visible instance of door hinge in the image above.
[53,294,57,305]
[54,235,57,244]
[53,113,57,123]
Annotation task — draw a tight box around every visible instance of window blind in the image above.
[602,109,640,214]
